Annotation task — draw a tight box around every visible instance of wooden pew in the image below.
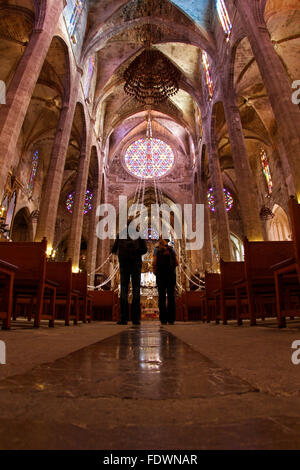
[213,259,245,325]
[46,259,79,326]
[0,259,18,330]
[235,238,294,326]
[0,238,56,328]
[182,291,205,321]
[72,271,93,323]
[175,294,185,321]
[90,290,118,321]
[273,197,300,327]
[201,272,221,323]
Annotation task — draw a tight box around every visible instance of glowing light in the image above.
[124,138,174,179]
[46,246,57,259]
[207,187,233,212]
[141,272,157,287]
[66,189,93,214]
[202,51,214,99]
[46,246,53,256]
[260,149,273,194]
[216,0,232,38]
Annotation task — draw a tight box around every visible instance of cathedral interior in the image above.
[0,0,300,451]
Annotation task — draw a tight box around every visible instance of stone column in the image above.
[206,130,232,262]
[30,210,40,241]
[35,83,80,247]
[95,169,108,276]
[0,0,64,196]
[234,0,300,198]
[196,170,214,271]
[223,95,264,240]
[191,170,203,273]
[86,164,103,285]
[67,130,93,271]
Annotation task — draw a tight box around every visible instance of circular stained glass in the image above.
[207,187,233,213]
[124,138,174,179]
[66,190,93,215]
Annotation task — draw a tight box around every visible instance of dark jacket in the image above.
[111,234,147,265]
[154,246,177,273]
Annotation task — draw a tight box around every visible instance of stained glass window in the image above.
[202,51,214,99]
[216,0,232,38]
[207,187,233,212]
[66,189,93,214]
[67,0,85,37]
[124,138,174,179]
[260,149,273,194]
[84,55,95,99]
[214,246,220,264]
[28,150,39,196]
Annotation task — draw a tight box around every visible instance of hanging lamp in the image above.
[123,1,180,105]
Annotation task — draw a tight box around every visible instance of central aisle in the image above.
[1,323,300,449]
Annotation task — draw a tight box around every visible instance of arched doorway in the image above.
[267,205,291,241]
[11,208,32,242]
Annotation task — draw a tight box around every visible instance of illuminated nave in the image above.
[0,0,300,451]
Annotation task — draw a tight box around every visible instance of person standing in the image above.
[111,218,147,325]
[152,238,179,325]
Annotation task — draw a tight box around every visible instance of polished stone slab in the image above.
[0,323,300,450]
[0,324,254,400]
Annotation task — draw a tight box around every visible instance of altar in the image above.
[140,272,159,319]
[142,307,159,320]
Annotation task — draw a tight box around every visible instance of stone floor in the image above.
[1,319,300,449]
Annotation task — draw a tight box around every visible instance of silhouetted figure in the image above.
[153,238,179,325]
[112,218,147,325]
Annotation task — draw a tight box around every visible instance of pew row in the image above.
[273,197,300,327]
[175,295,185,321]
[235,239,294,326]
[202,272,221,323]
[0,259,18,330]
[46,259,79,326]
[72,271,93,323]
[213,259,245,325]
[0,238,56,328]
[182,291,205,321]
[89,290,118,321]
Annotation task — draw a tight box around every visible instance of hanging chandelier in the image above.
[123,47,180,105]
[259,205,275,220]
[123,0,180,105]
[260,194,275,220]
